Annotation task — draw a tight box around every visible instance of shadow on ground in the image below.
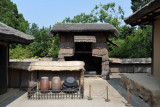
[107,74,149,107]
[0,90,26,107]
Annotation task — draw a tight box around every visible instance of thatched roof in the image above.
[9,61,85,72]
[0,22,34,44]
[124,0,160,26]
[50,23,119,37]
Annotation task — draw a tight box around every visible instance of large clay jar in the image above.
[40,77,50,91]
[51,76,61,90]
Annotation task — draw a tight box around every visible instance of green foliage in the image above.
[28,23,56,57]
[0,0,29,33]
[47,35,60,58]
[131,0,151,12]
[91,3,124,27]
[109,28,152,58]
[9,44,33,59]
[118,25,135,39]
[63,13,98,23]
[63,3,124,27]
[9,23,60,59]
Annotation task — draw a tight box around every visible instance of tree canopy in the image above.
[131,0,151,12]
[28,23,59,58]
[0,0,29,33]
[63,3,124,27]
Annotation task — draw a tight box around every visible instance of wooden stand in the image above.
[125,88,131,107]
[105,86,110,102]
[88,85,92,100]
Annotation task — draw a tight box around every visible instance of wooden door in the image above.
[0,44,7,95]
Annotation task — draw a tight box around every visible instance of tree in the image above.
[9,44,33,59]
[109,29,152,58]
[131,0,151,12]
[0,0,29,33]
[91,3,124,27]
[47,35,60,58]
[63,3,124,27]
[118,25,135,39]
[63,13,98,23]
[28,23,53,57]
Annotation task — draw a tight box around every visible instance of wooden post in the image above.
[125,88,131,106]
[88,85,92,100]
[150,95,153,107]
[105,86,110,102]
[127,88,129,104]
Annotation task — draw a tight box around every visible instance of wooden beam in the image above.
[154,9,160,13]
[125,1,160,24]
[0,42,8,46]
[107,39,120,48]
[130,11,160,26]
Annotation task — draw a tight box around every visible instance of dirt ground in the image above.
[0,73,149,107]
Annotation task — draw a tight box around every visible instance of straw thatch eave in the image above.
[50,23,119,37]
[0,22,34,44]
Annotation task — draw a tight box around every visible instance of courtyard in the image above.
[0,74,149,107]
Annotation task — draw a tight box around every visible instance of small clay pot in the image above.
[40,77,50,91]
[51,76,61,90]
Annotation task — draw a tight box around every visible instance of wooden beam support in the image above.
[107,39,120,48]
[130,10,160,26]
[0,42,8,46]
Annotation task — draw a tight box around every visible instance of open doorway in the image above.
[75,42,92,52]
[65,42,102,75]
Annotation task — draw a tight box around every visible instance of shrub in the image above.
[109,29,152,58]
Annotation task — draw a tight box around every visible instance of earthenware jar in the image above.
[51,76,61,90]
[62,77,78,93]
[40,77,50,91]
[62,77,78,89]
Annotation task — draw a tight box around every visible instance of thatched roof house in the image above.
[0,22,34,95]
[50,23,119,37]
[0,22,34,44]
[50,23,118,79]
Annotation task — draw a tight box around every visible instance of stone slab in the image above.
[109,58,151,64]
[121,73,160,106]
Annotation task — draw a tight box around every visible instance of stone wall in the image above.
[109,58,151,73]
[10,58,151,74]
[110,64,151,73]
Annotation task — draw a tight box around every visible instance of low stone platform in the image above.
[121,73,160,106]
